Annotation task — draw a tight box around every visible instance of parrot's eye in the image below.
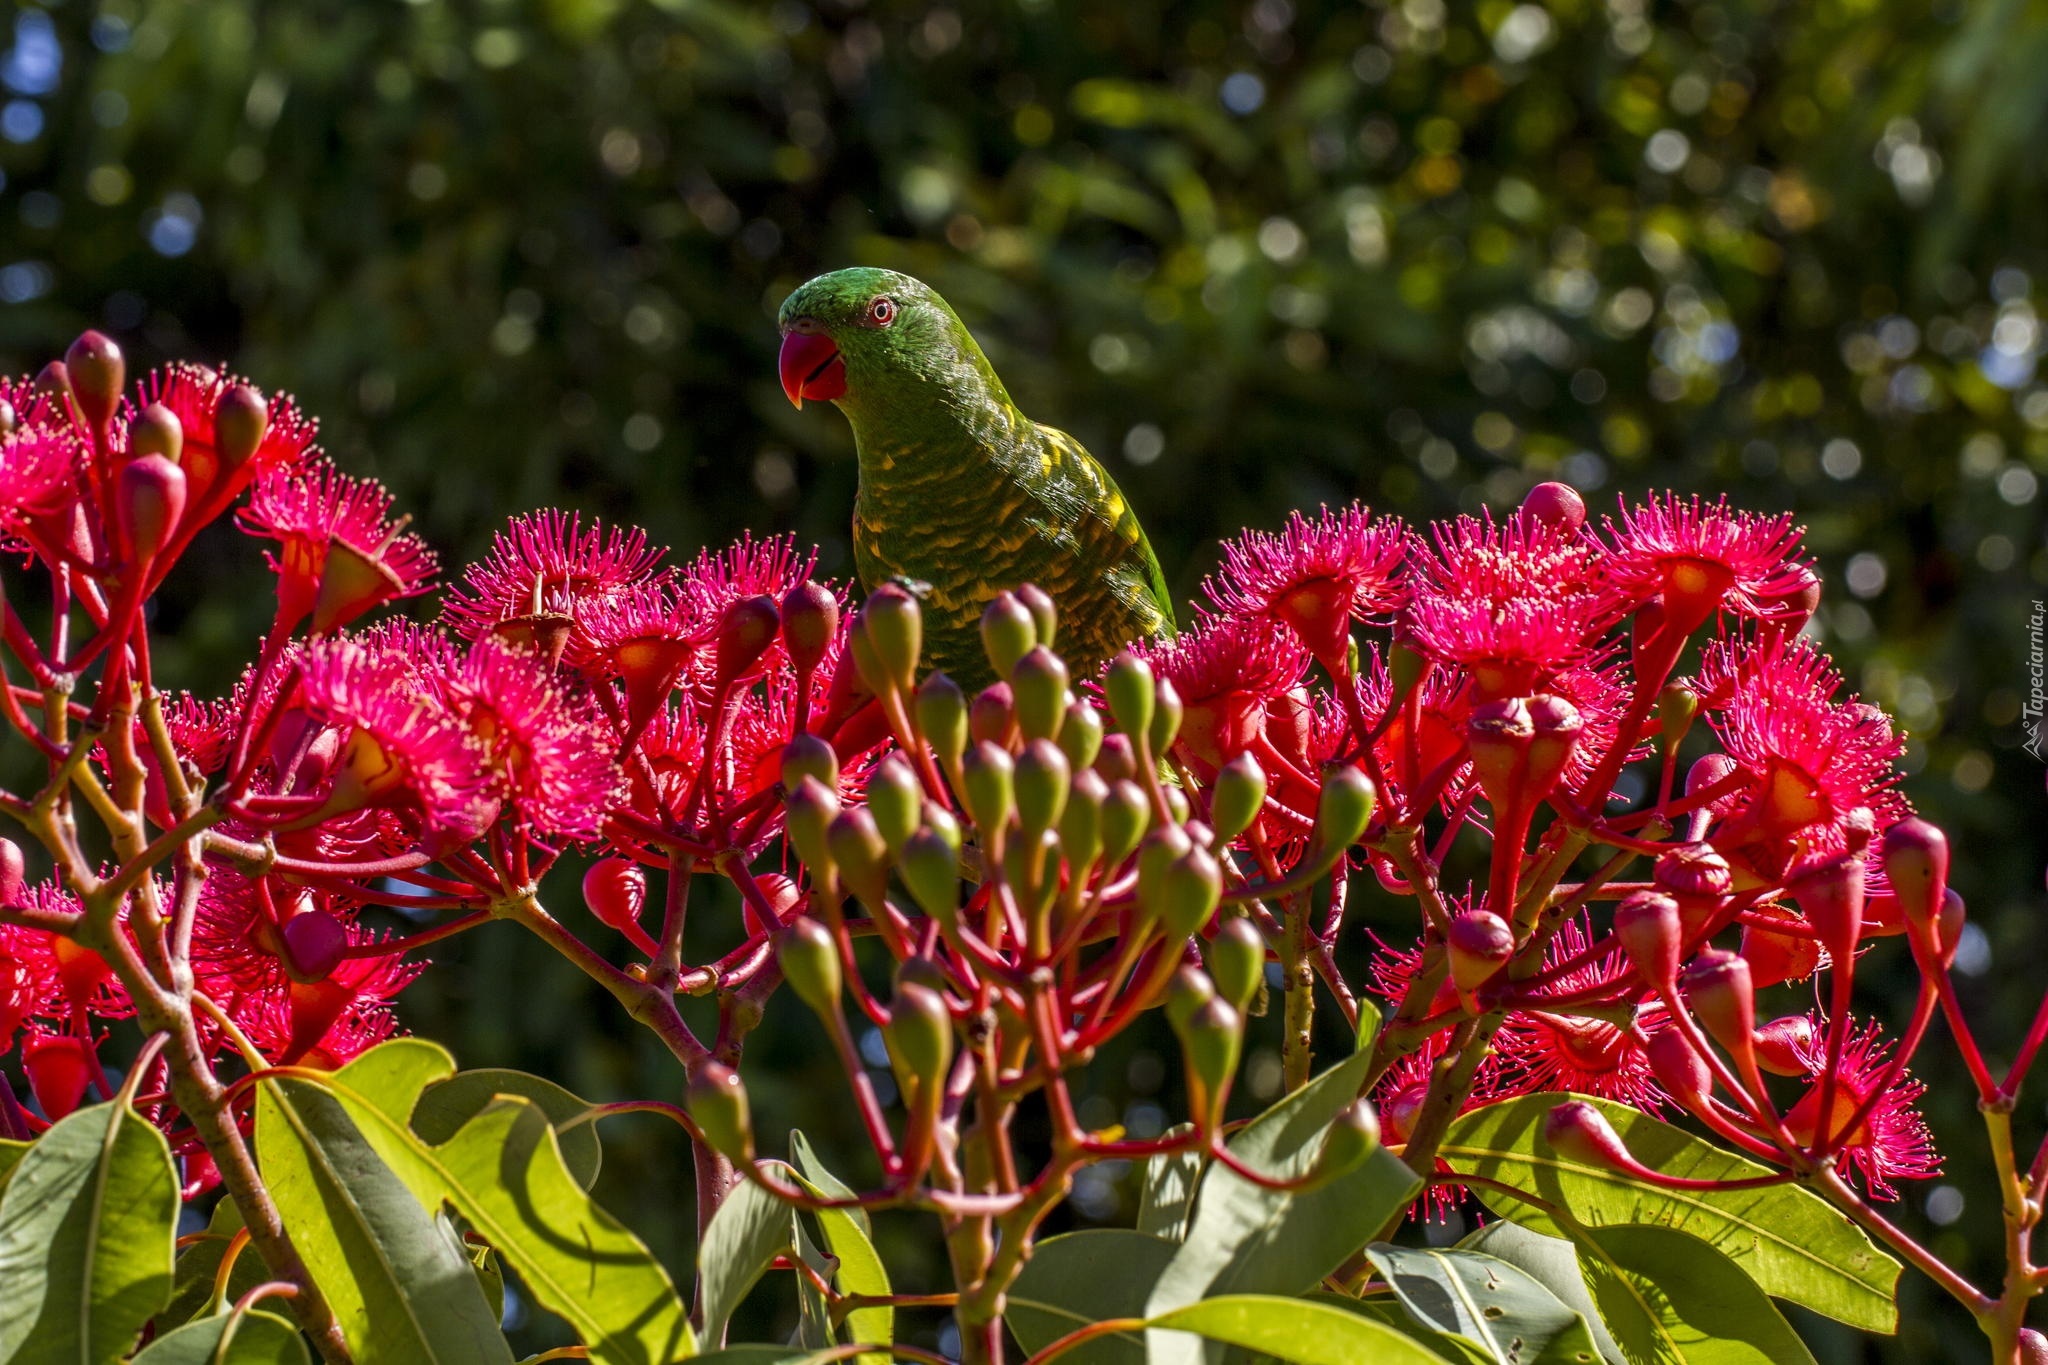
[867,297,896,327]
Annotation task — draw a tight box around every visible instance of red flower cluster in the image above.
[0,329,1963,1281]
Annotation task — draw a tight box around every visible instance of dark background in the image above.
[3,0,2046,1359]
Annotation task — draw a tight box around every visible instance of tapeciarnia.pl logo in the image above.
[2027,599,2046,762]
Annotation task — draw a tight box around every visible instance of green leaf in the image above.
[790,1131,867,1236]
[1458,1221,1625,1365]
[791,1135,890,1363]
[1363,1243,1601,1365]
[255,1075,514,1365]
[790,1216,834,1351]
[1311,1295,1491,1365]
[0,1098,179,1364]
[1572,1225,1818,1365]
[1145,1050,1421,1357]
[0,1136,27,1190]
[129,1307,311,1364]
[311,1041,693,1365]
[1440,1094,1899,1332]
[1135,1127,1202,1242]
[412,1066,602,1191]
[158,1200,272,1330]
[698,1171,796,1346]
[1354,1000,1383,1053]
[1005,1229,1179,1365]
[1146,1294,1453,1364]
[680,1351,819,1365]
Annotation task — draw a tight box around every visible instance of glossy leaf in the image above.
[1354,999,1383,1053]
[1573,1224,1818,1365]
[1145,1050,1421,1363]
[1005,1229,1178,1365]
[1459,1221,1626,1365]
[411,1066,602,1191]
[698,1171,797,1346]
[0,1098,179,1364]
[1135,1127,1202,1242]
[313,1040,692,1365]
[1146,1294,1453,1364]
[1364,1243,1602,1365]
[256,1075,513,1365]
[791,1216,835,1351]
[1440,1094,1899,1331]
[129,1307,312,1364]
[791,1133,890,1363]
[0,1137,26,1190]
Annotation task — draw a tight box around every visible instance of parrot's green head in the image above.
[776,268,1012,431]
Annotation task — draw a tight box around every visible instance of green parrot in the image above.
[777,267,1175,684]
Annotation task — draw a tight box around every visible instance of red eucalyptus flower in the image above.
[441,509,668,649]
[1492,920,1671,1113]
[294,636,497,842]
[1203,503,1409,669]
[444,637,620,843]
[1783,1018,1939,1202]
[240,460,439,636]
[1602,494,1813,634]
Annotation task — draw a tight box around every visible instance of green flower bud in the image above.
[857,584,922,693]
[916,672,969,773]
[1017,583,1058,649]
[777,918,842,1015]
[785,777,841,877]
[827,806,890,908]
[214,384,269,470]
[1163,783,1190,825]
[970,683,1016,747]
[64,330,124,431]
[1209,753,1267,844]
[961,741,1015,836]
[923,801,962,851]
[896,956,951,995]
[1446,909,1514,1003]
[899,827,960,928]
[1093,732,1138,783]
[867,754,922,854]
[980,592,1037,680]
[1164,965,1217,1031]
[1005,827,1062,924]
[685,1063,754,1162]
[1313,1099,1381,1182]
[885,982,955,1092]
[1014,739,1071,837]
[780,734,839,792]
[1207,915,1266,1011]
[1175,995,1243,1128]
[1011,646,1070,742]
[1136,825,1195,927]
[1101,779,1152,870]
[1311,765,1375,856]
[1056,700,1104,771]
[1656,683,1699,757]
[1104,651,1155,740]
[1149,679,1183,754]
[1679,950,1756,1060]
[1060,769,1107,876]
[1155,845,1222,941]
[129,403,182,465]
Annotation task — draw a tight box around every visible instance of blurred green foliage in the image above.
[4,0,2047,1358]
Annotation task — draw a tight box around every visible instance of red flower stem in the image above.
[1810,954,1860,1167]
[341,908,491,957]
[0,590,57,687]
[1654,984,1790,1147]
[650,850,691,989]
[495,892,709,1067]
[223,630,297,792]
[2000,984,2048,1100]
[1427,787,1479,868]
[1816,980,1937,1160]
[1809,1164,1993,1318]
[1020,1317,1149,1365]
[1907,929,2000,1102]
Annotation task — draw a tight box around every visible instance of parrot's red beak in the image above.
[779,329,847,409]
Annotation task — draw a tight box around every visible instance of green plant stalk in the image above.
[1979,1102,2038,1363]
[1282,889,1315,1092]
